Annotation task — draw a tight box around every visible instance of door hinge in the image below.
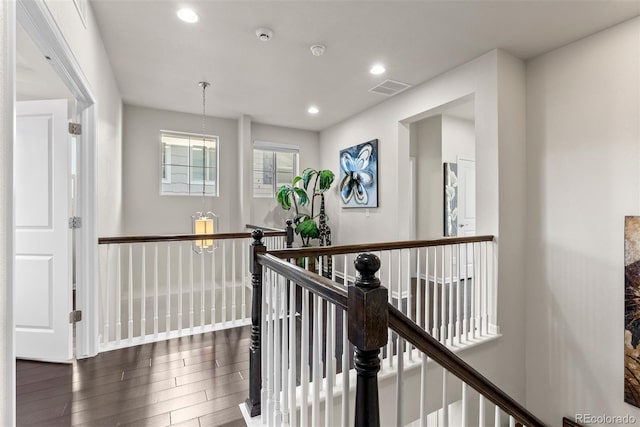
[69,310,82,324]
[68,216,82,229]
[69,122,82,135]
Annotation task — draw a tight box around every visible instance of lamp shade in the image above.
[194,215,214,249]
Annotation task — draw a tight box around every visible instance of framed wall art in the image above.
[339,139,378,208]
[444,162,458,237]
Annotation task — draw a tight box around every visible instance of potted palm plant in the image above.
[275,168,335,247]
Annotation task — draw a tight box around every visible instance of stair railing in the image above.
[97,229,286,351]
[245,230,546,426]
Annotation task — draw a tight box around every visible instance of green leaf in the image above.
[318,170,335,191]
[293,187,309,205]
[292,176,303,186]
[302,168,317,190]
[293,213,310,224]
[297,218,319,239]
[275,186,292,210]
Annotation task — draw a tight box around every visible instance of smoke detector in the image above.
[310,44,326,57]
[255,27,273,42]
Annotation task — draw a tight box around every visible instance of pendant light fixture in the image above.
[192,81,218,253]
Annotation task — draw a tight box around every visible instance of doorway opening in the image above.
[15,0,99,364]
[407,95,476,240]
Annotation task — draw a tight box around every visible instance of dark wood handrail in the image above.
[245,223,285,232]
[267,235,495,258]
[256,253,348,309]
[98,230,286,245]
[388,305,546,427]
[562,417,584,427]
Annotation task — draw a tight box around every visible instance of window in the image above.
[253,141,299,197]
[160,131,218,196]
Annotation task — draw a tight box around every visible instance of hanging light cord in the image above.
[198,81,210,212]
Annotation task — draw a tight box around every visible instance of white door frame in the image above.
[16,0,99,359]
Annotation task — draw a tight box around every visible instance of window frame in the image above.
[253,140,299,198]
[159,130,220,197]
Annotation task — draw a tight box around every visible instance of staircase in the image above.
[241,230,546,427]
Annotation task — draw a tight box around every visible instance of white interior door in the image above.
[457,157,476,236]
[457,157,476,279]
[15,99,72,363]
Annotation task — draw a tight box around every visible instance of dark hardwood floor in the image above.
[16,327,251,427]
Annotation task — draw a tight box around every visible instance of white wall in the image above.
[525,17,640,423]
[412,114,475,240]
[442,114,475,163]
[413,115,443,239]
[43,0,123,236]
[319,49,528,405]
[250,122,320,230]
[122,104,239,235]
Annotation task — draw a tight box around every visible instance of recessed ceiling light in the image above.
[308,106,319,115]
[177,8,199,23]
[370,64,386,75]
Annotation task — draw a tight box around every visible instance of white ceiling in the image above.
[89,0,639,131]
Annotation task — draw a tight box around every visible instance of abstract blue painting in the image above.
[339,139,378,208]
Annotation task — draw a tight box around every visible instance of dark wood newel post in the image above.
[349,253,388,427]
[285,219,294,248]
[245,229,266,417]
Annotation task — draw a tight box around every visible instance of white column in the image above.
[0,1,16,425]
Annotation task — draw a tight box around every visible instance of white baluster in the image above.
[325,302,334,427]
[141,245,146,339]
[116,245,121,344]
[178,245,183,332]
[242,241,247,319]
[274,273,282,426]
[463,243,469,342]
[483,241,488,336]
[495,404,501,427]
[449,244,454,345]
[456,244,462,344]
[212,246,217,325]
[397,336,404,427]
[416,247,422,330]
[261,269,268,425]
[189,246,194,331]
[104,245,110,345]
[471,242,477,339]
[440,245,446,344]
[232,240,237,322]
[266,271,274,427]
[407,249,413,360]
[387,251,393,368]
[425,247,430,336]
[341,306,349,427]
[289,280,297,427]
[222,240,227,323]
[479,394,485,427]
[433,246,439,339]
[166,245,171,334]
[462,383,468,427]
[397,251,404,359]
[199,250,204,328]
[281,276,289,427]
[419,354,428,427]
[128,244,133,343]
[312,294,321,427]
[442,368,448,427]
[153,243,158,338]
[509,415,516,427]
[301,287,310,427]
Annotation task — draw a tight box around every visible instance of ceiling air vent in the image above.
[369,79,411,96]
